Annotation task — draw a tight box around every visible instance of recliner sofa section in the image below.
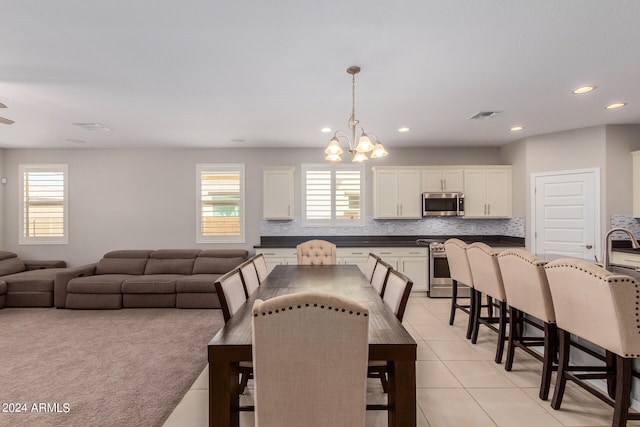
[0,251,67,308]
[55,249,248,309]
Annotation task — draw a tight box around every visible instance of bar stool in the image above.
[497,249,557,400]
[466,242,508,363]
[443,239,474,339]
[545,258,640,427]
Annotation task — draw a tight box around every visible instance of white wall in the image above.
[1,146,503,266]
[0,148,4,250]
[605,125,640,218]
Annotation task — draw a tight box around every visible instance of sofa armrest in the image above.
[24,260,67,270]
[54,263,97,308]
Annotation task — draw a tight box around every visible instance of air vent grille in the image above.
[469,111,501,120]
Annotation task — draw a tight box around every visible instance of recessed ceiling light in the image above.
[321,127,332,133]
[73,122,111,131]
[605,102,627,110]
[572,86,596,94]
[398,127,410,133]
[510,126,524,131]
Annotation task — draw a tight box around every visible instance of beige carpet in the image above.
[0,307,224,427]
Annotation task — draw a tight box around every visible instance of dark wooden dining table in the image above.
[208,264,417,427]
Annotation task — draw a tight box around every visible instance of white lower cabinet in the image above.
[256,246,428,292]
[611,251,640,269]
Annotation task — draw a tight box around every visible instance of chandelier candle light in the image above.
[324,66,388,162]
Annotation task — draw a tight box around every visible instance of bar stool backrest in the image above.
[444,238,473,287]
[466,242,506,302]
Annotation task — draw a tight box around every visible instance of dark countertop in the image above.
[611,240,640,255]
[255,235,525,249]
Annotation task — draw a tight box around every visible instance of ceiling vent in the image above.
[469,111,501,120]
[73,122,111,131]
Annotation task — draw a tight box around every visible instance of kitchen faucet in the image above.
[602,228,640,270]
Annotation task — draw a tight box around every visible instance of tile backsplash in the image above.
[261,216,525,238]
[610,214,640,238]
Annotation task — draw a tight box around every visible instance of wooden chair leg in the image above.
[486,295,494,318]
[540,322,557,400]
[505,307,519,371]
[606,350,616,399]
[471,290,481,344]
[494,301,507,364]
[465,287,475,340]
[551,329,571,410]
[449,279,459,325]
[612,356,632,427]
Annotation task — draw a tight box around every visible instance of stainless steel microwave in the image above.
[422,192,464,217]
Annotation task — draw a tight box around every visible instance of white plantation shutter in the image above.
[302,164,364,226]
[197,164,245,243]
[19,164,68,244]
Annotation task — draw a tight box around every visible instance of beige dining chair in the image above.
[443,238,475,338]
[365,253,381,283]
[370,259,392,296]
[368,269,413,393]
[466,242,508,363]
[252,291,369,427]
[296,239,337,265]
[214,269,253,397]
[239,259,260,296]
[544,258,640,427]
[253,253,269,283]
[498,249,557,400]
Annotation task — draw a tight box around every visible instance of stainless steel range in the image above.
[423,241,471,298]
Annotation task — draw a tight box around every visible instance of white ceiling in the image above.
[1,1,639,150]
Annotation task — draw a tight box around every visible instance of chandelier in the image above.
[324,66,388,162]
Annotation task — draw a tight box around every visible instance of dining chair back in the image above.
[370,260,392,296]
[382,269,413,322]
[239,259,260,296]
[296,239,337,265]
[252,291,369,427]
[544,258,640,426]
[365,253,381,282]
[253,253,269,283]
[214,269,247,323]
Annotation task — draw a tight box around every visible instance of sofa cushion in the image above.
[67,274,132,294]
[2,268,67,292]
[96,250,152,275]
[0,251,18,261]
[0,257,26,276]
[192,250,248,274]
[122,275,182,294]
[177,274,222,293]
[143,250,200,275]
[0,281,7,294]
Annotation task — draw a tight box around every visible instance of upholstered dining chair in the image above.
[368,269,413,393]
[239,259,260,297]
[252,291,369,427]
[466,242,508,364]
[214,269,253,397]
[365,253,381,283]
[296,239,337,265]
[370,259,392,296]
[544,259,640,427]
[253,253,269,283]
[497,249,557,400]
[443,238,475,338]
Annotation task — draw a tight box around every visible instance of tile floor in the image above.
[163,294,638,427]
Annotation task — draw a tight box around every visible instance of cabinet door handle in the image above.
[380,252,392,255]
[487,204,490,215]
[443,179,446,190]
[288,205,291,216]
[263,252,276,256]
[440,179,443,191]
[409,251,421,255]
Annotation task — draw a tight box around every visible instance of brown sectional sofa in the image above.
[55,249,248,309]
[0,251,67,307]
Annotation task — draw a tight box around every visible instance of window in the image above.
[197,164,245,243]
[19,164,68,245]
[302,164,364,226]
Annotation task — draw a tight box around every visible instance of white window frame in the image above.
[196,164,245,244]
[301,163,365,227]
[19,164,69,245]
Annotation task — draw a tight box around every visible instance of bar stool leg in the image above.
[471,289,482,344]
[494,300,507,363]
[612,355,632,427]
[449,279,459,325]
[466,288,475,339]
[505,307,519,371]
[606,350,616,399]
[540,322,557,400]
[551,329,571,410]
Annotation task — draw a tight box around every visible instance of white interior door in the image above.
[531,169,600,260]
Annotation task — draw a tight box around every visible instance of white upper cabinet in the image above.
[633,151,640,218]
[372,168,422,219]
[422,169,464,193]
[263,168,294,220]
[463,167,512,218]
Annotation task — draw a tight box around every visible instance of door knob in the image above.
[586,244,593,249]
